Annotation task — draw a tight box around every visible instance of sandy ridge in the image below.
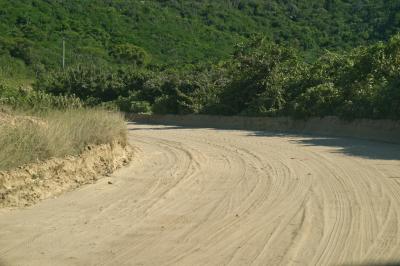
[0,142,133,208]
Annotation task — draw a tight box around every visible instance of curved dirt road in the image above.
[1,123,400,265]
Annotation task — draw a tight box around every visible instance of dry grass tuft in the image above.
[0,109,127,171]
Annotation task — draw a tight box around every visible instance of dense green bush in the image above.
[152,95,177,115]
[35,65,125,104]
[218,37,302,116]
[111,44,150,67]
[292,83,340,118]
[0,84,83,111]
[116,92,151,114]
[34,34,400,120]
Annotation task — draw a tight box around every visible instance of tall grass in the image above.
[0,109,127,171]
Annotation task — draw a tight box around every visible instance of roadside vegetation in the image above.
[0,85,127,171]
[35,34,400,120]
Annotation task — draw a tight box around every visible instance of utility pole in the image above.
[61,0,65,69]
[62,38,65,69]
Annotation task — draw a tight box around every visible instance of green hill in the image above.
[1,0,400,73]
[1,0,400,121]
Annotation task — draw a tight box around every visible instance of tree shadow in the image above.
[340,263,400,266]
[250,131,400,161]
[128,122,400,161]
[127,124,196,131]
[127,122,232,131]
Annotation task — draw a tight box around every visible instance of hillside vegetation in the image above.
[1,0,400,71]
[1,0,400,121]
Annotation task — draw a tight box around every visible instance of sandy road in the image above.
[1,123,400,266]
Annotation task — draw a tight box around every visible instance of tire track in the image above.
[0,124,399,266]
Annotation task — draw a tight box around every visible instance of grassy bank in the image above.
[0,108,127,171]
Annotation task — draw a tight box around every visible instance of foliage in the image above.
[111,44,150,67]
[35,33,400,120]
[0,84,83,112]
[116,92,152,114]
[35,65,118,103]
[2,0,400,74]
[217,37,302,115]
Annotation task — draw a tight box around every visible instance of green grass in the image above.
[0,108,127,171]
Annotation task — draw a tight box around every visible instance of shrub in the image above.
[218,37,302,115]
[111,44,150,67]
[117,93,152,113]
[152,95,177,114]
[0,85,83,112]
[292,83,340,118]
[35,65,126,103]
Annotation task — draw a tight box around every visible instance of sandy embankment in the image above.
[0,142,133,208]
[0,111,133,208]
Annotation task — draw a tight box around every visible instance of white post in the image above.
[62,38,65,69]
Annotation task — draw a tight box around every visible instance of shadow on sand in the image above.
[128,123,190,131]
[129,122,400,161]
[340,263,400,266]
[249,130,400,161]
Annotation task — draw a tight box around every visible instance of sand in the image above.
[0,123,400,265]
